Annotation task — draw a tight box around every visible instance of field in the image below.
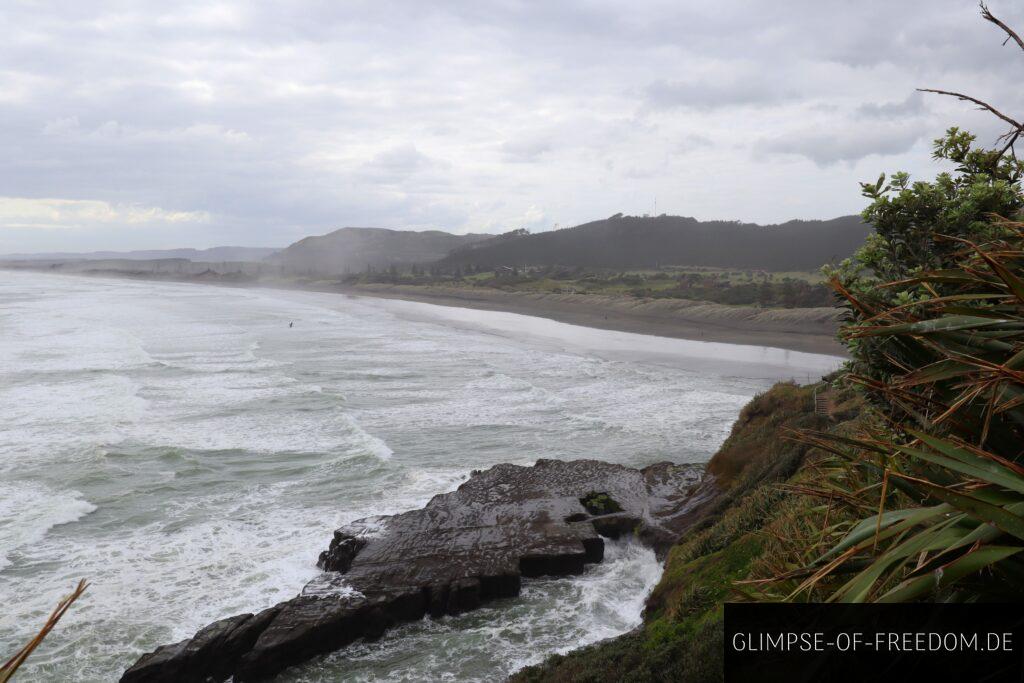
[355,266,833,309]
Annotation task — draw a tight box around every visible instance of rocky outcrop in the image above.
[122,458,714,683]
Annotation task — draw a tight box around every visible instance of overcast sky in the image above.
[2,0,1023,252]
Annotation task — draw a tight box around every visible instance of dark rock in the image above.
[591,513,641,539]
[446,577,482,614]
[121,609,281,683]
[317,531,366,572]
[122,458,708,682]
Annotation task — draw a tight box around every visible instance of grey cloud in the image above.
[756,124,926,166]
[674,134,713,154]
[501,136,554,163]
[0,0,1021,251]
[857,92,928,120]
[360,144,451,181]
[645,77,795,111]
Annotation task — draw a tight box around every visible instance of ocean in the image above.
[0,270,841,681]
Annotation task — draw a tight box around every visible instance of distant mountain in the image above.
[2,246,278,262]
[438,214,871,271]
[271,227,489,274]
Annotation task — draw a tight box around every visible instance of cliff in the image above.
[512,379,864,682]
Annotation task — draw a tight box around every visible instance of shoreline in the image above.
[2,266,839,683]
[0,267,847,356]
[333,283,846,356]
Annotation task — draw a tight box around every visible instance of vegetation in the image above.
[518,5,1024,681]
[273,216,869,281]
[580,492,624,516]
[774,221,1024,603]
[338,265,833,309]
[438,214,869,272]
[513,382,863,682]
[771,4,1024,604]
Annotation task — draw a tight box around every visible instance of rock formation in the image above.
[122,458,715,682]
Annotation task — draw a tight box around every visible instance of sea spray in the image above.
[0,270,839,681]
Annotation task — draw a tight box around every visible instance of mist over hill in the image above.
[271,227,489,274]
[2,246,278,262]
[6,215,873,277]
[439,214,870,271]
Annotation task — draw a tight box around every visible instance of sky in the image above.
[2,0,1023,253]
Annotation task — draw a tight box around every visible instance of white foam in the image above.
[0,270,827,681]
[0,482,96,571]
[0,374,146,464]
[281,539,663,683]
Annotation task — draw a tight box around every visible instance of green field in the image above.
[347,266,833,309]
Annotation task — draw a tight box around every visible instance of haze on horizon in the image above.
[2,0,1022,254]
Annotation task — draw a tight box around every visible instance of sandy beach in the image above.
[0,264,846,355]
[332,283,846,356]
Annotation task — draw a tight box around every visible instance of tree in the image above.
[828,130,1022,297]
[827,2,1024,309]
[784,3,1024,603]
[780,279,797,308]
[823,4,1024,390]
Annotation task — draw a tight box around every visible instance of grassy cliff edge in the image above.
[512,379,863,683]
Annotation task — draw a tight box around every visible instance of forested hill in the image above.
[270,227,489,274]
[438,214,870,271]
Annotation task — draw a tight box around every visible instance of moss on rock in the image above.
[579,491,624,516]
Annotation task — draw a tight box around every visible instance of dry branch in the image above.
[0,580,88,683]
[916,89,1022,130]
[981,2,1024,52]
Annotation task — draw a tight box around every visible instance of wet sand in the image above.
[0,264,847,356]
[333,283,846,357]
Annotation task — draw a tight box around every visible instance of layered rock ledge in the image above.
[121,458,715,682]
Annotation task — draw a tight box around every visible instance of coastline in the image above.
[2,266,844,682]
[0,266,846,356]
[332,283,846,356]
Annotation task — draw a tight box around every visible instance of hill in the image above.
[270,227,489,275]
[439,214,870,271]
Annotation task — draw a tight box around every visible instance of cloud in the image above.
[674,134,713,154]
[0,0,1021,250]
[755,123,926,166]
[357,143,450,181]
[42,117,252,144]
[645,76,796,111]
[520,205,548,229]
[501,136,553,162]
[0,197,210,230]
[856,92,929,120]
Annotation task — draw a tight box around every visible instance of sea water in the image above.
[0,270,841,681]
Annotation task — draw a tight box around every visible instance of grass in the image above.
[345,266,833,308]
[511,382,866,682]
[772,220,1024,603]
[513,220,1024,675]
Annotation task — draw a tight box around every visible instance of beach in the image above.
[328,283,846,357]
[0,269,842,681]
[0,263,845,356]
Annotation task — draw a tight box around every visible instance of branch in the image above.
[0,580,88,682]
[999,129,1021,158]
[981,2,1024,53]
[917,88,1023,129]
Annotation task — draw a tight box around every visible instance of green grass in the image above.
[511,381,865,682]
[346,267,832,308]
